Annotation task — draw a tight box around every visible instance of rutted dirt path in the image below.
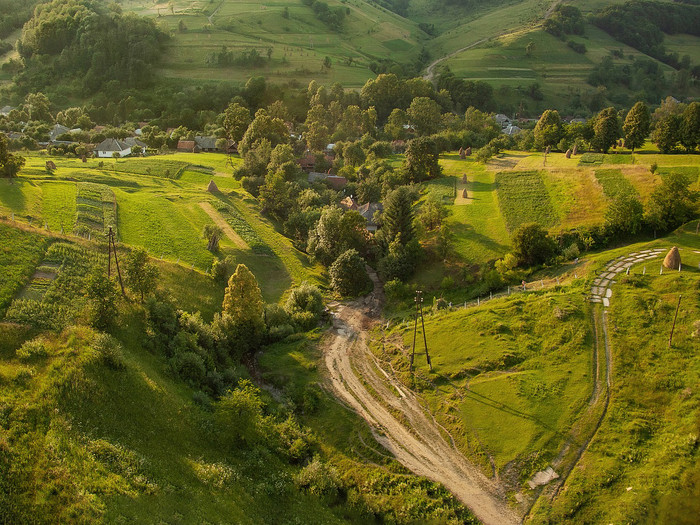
[323,273,520,525]
[198,201,249,250]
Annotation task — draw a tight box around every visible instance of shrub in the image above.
[512,223,558,267]
[329,249,372,297]
[295,456,341,501]
[173,351,207,385]
[93,333,126,371]
[16,338,48,360]
[562,243,580,261]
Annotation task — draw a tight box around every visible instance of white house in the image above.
[95,138,132,158]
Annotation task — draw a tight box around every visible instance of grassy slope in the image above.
[120,0,423,87]
[1,152,326,303]
[529,223,700,523]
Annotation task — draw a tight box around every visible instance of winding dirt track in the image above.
[323,274,520,525]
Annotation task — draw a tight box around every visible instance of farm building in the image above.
[0,105,15,116]
[49,124,70,142]
[124,137,147,153]
[94,138,132,158]
[494,114,511,128]
[307,172,348,190]
[503,125,521,136]
[358,202,383,232]
[194,136,218,152]
[177,140,200,153]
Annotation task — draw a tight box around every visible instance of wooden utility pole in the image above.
[410,291,432,371]
[668,294,682,347]
[107,227,125,295]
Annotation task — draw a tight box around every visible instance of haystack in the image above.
[565,149,572,159]
[206,180,219,193]
[572,144,578,155]
[462,188,468,198]
[663,246,681,269]
[465,146,472,156]
[459,147,465,159]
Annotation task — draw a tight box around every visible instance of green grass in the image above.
[594,168,637,198]
[105,157,190,179]
[495,170,557,231]
[424,176,457,204]
[657,166,700,184]
[381,287,594,477]
[41,181,76,234]
[529,224,700,523]
[0,224,47,315]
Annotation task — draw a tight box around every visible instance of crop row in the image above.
[495,170,557,231]
[594,169,637,199]
[209,200,274,255]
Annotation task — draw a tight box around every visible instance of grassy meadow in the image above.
[0,152,325,303]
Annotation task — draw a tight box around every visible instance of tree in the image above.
[124,248,158,303]
[534,110,563,150]
[680,101,700,152]
[512,223,558,267]
[360,73,409,122]
[403,137,441,182]
[380,186,416,245]
[604,194,644,236]
[592,107,619,153]
[329,249,373,297]
[285,282,324,328]
[418,195,447,231]
[623,101,651,152]
[238,109,287,155]
[215,380,265,447]
[307,207,367,266]
[652,114,682,153]
[646,172,698,232]
[222,264,265,350]
[203,224,223,251]
[222,102,251,143]
[406,97,442,136]
[322,56,332,70]
[84,268,119,330]
[0,134,25,178]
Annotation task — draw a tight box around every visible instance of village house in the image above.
[94,138,132,158]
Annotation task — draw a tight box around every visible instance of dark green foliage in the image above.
[84,269,119,331]
[404,136,441,182]
[592,107,619,153]
[593,1,700,65]
[285,283,324,330]
[680,102,700,152]
[511,223,558,267]
[604,194,645,236]
[646,172,698,232]
[436,69,494,113]
[123,248,158,303]
[588,57,669,104]
[0,134,25,178]
[378,238,421,281]
[307,207,367,266]
[301,0,347,31]
[534,110,563,149]
[543,5,585,37]
[653,114,683,153]
[623,102,651,152]
[215,379,265,447]
[329,249,372,297]
[17,0,167,94]
[380,186,416,245]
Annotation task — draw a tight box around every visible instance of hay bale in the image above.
[663,246,681,269]
[207,180,219,193]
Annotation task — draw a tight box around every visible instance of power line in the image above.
[410,290,432,371]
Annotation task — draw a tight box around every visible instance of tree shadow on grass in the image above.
[0,178,27,212]
[450,221,510,258]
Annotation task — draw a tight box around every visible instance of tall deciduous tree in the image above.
[238,109,288,156]
[623,101,650,152]
[124,248,158,303]
[222,264,265,350]
[329,249,373,297]
[604,194,644,236]
[680,101,700,152]
[592,107,619,153]
[0,134,25,178]
[512,223,558,267]
[646,172,698,232]
[534,109,563,149]
[403,136,441,182]
[307,207,367,266]
[222,102,251,143]
[406,96,442,136]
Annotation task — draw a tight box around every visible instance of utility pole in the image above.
[410,291,432,371]
[107,226,125,295]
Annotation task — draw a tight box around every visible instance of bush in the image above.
[562,243,580,261]
[16,338,48,360]
[329,249,372,297]
[295,456,342,501]
[512,223,558,267]
[93,333,126,371]
[173,351,207,385]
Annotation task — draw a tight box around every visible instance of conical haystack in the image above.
[663,246,681,269]
[206,180,219,193]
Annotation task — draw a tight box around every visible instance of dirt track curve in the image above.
[323,273,520,525]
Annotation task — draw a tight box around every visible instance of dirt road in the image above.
[323,275,520,525]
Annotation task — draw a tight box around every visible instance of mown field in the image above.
[119,0,422,87]
[0,152,325,303]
